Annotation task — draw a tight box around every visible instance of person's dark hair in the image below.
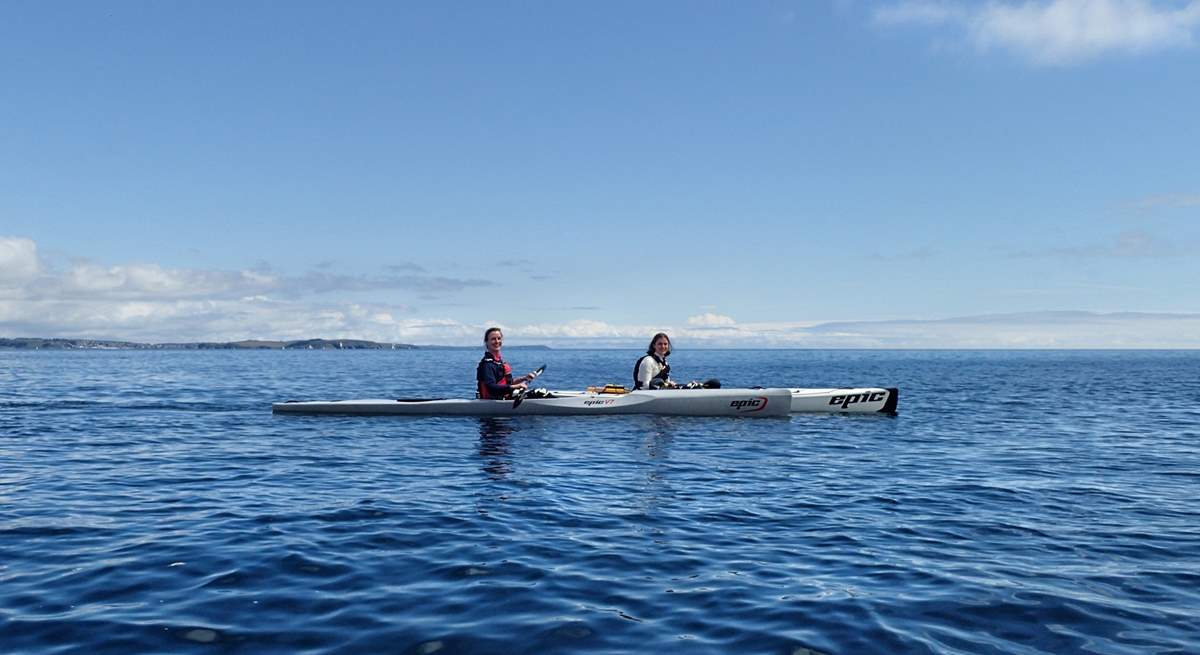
[484,327,503,342]
[646,332,671,357]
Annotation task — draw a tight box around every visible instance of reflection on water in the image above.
[635,417,676,520]
[477,417,517,479]
[640,417,674,461]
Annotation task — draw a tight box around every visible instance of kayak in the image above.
[272,386,898,417]
[274,387,791,417]
[790,387,897,414]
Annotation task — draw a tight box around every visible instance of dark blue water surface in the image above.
[2,349,1198,654]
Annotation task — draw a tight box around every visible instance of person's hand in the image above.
[512,381,529,391]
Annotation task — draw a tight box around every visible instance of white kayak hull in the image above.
[275,387,790,417]
[791,387,897,414]
[273,386,898,417]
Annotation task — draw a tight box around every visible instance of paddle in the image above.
[511,365,546,409]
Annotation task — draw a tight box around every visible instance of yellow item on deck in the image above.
[586,384,628,395]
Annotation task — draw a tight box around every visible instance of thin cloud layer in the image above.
[875,0,1200,64]
[0,296,479,344]
[0,237,39,283]
[1123,193,1200,211]
[800,311,1200,348]
[1006,229,1186,259]
[0,237,492,302]
[0,236,494,342]
[287,271,492,298]
[500,312,1200,349]
[3,236,1198,348]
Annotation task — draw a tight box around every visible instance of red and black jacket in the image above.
[477,351,514,399]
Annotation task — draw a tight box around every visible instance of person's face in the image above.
[653,337,670,355]
[486,331,503,352]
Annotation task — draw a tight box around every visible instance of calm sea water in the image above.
[1,349,1197,654]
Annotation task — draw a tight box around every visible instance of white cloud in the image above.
[0,237,494,343]
[687,312,738,327]
[3,238,1198,348]
[56,263,278,299]
[3,240,489,303]
[875,0,1200,64]
[3,290,1199,348]
[0,295,467,344]
[0,237,40,283]
[519,319,656,339]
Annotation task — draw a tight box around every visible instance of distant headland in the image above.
[0,338,551,351]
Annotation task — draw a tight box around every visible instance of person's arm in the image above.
[513,362,543,387]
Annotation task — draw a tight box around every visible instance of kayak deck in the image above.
[272,387,898,417]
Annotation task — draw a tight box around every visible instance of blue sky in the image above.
[2,0,1198,347]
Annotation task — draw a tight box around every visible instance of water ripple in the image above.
[1,349,1198,654]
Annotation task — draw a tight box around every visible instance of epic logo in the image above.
[829,391,887,409]
[730,397,769,412]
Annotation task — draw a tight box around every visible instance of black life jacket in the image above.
[632,354,670,390]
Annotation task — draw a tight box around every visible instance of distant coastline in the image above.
[0,338,551,351]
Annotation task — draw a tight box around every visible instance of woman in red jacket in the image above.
[476,327,539,399]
